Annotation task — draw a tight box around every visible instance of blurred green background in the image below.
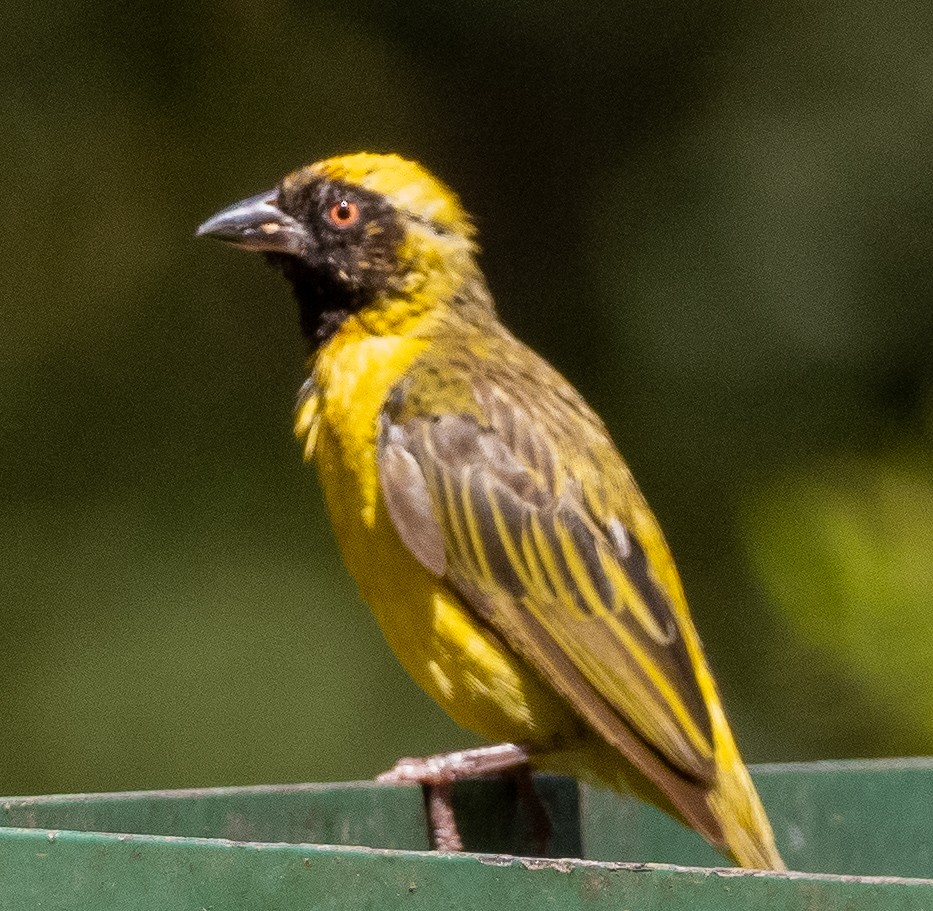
[3,1,932,798]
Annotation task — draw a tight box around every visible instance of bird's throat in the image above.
[266,253,372,351]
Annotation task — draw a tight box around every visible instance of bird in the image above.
[197,152,784,869]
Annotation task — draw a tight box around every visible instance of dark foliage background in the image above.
[3,0,932,796]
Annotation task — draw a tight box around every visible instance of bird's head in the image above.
[197,153,486,344]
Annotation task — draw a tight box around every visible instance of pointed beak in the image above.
[196,189,308,255]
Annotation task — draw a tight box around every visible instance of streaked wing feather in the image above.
[377,384,716,785]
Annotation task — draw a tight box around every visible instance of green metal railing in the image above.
[2,758,931,909]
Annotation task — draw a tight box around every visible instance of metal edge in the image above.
[1,826,932,888]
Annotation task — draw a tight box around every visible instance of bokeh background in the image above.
[3,1,932,798]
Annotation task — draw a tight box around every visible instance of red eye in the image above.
[327,199,360,228]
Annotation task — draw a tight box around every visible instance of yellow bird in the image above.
[197,152,784,870]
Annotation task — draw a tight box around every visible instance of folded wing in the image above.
[378,374,719,801]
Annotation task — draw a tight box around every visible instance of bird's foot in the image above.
[423,782,462,851]
[377,742,532,785]
[377,743,535,852]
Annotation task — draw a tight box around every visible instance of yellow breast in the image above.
[296,315,574,744]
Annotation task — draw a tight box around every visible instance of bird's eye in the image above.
[327,199,361,229]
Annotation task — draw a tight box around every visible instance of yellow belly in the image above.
[306,321,576,746]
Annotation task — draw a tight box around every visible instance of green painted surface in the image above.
[2,759,933,908]
[0,776,580,858]
[2,781,432,851]
[581,758,933,879]
[0,826,930,911]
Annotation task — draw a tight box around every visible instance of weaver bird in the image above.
[197,152,784,869]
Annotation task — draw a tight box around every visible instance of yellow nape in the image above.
[286,152,475,240]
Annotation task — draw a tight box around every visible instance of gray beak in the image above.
[196,189,308,256]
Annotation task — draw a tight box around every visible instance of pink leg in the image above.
[377,743,533,785]
[425,782,462,851]
[377,743,534,852]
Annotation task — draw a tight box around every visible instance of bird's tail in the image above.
[551,733,785,870]
[707,758,785,870]
[681,635,785,870]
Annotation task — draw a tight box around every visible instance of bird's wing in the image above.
[377,365,717,786]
